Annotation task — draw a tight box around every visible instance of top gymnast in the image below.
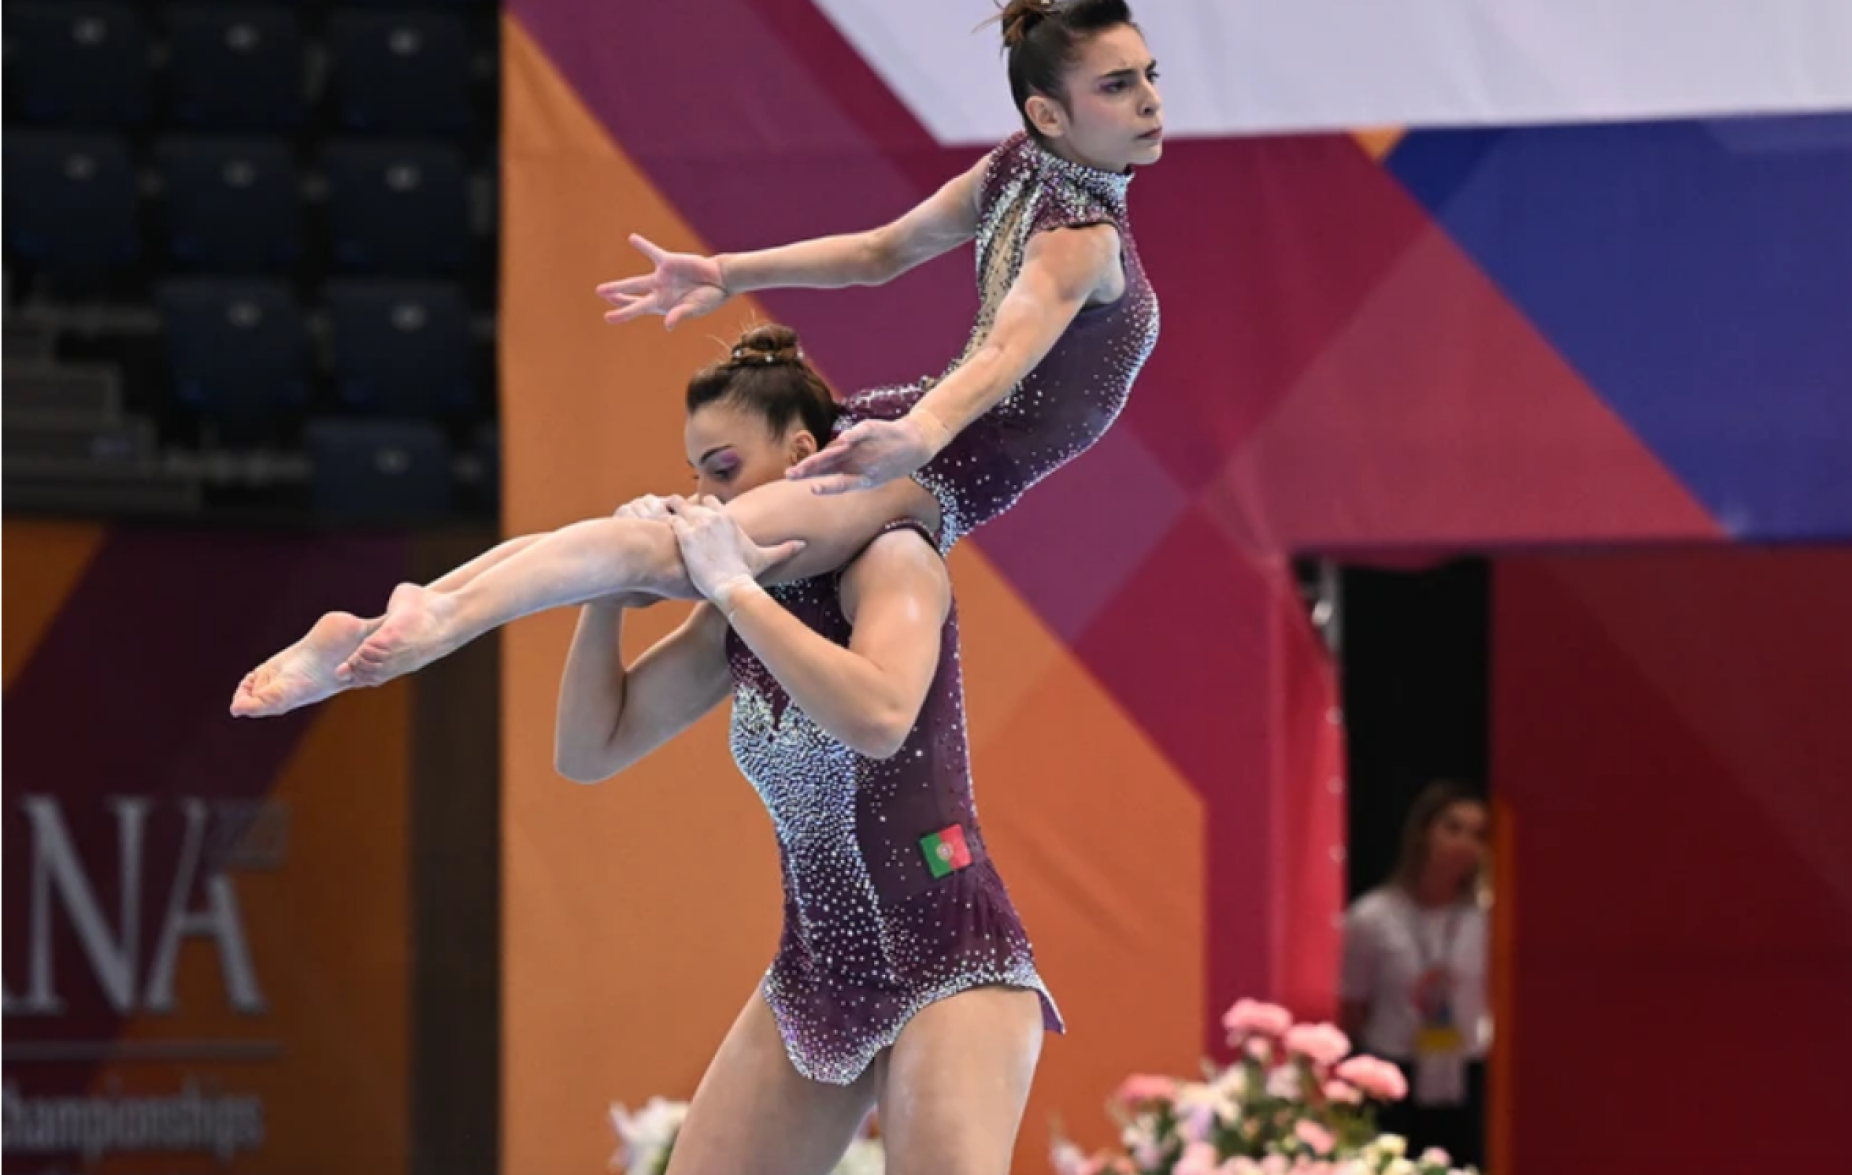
[232,0,1163,717]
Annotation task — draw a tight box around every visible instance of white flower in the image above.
[1385,1160,1416,1175]
[1122,1111,1162,1155]
[1173,1079,1214,1108]
[1371,1134,1408,1159]
[1173,1079,1242,1135]
[1213,1064,1251,1102]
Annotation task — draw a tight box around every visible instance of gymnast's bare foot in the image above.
[337,583,461,687]
[230,611,375,718]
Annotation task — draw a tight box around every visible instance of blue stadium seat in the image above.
[324,281,476,417]
[8,3,150,128]
[328,12,473,136]
[3,133,141,291]
[165,6,306,133]
[157,137,302,273]
[306,418,453,522]
[157,279,309,442]
[322,140,471,275]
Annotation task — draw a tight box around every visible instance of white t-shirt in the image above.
[1340,886,1491,1061]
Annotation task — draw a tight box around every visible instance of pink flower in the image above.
[1322,1079,1363,1105]
[1223,999,1296,1042]
[1261,1157,1290,1175]
[1294,1120,1336,1156]
[1334,1056,1408,1102]
[1419,1147,1453,1167]
[1326,1074,1370,1104]
[1245,1037,1275,1064]
[1283,1023,1351,1069]
[1113,1073,1178,1105]
[1290,1161,1336,1175]
[1222,1161,1265,1175]
[1176,1142,1222,1175]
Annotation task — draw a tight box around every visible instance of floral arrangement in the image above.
[1050,1000,1478,1175]
[609,1096,885,1175]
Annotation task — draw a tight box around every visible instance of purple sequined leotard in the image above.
[726,521,1062,1084]
[840,130,1161,550]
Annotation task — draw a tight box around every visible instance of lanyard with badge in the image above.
[1408,905,1468,1106]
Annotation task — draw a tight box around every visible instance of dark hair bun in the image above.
[729,322,804,368]
[687,322,839,444]
[992,0,1136,141]
[998,0,1054,49]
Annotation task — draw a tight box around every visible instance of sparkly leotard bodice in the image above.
[840,130,1161,549]
[725,521,1061,1084]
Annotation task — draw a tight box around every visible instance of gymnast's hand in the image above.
[784,412,947,495]
[592,493,680,609]
[612,492,675,523]
[596,234,729,331]
[664,496,806,604]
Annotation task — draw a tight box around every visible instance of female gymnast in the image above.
[232,0,1162,717]
[556,323,1062,1173]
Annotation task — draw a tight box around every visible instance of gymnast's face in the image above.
[684,400,819,504]
[1028,24,1164,171]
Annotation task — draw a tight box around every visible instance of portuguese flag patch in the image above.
[920,824,973,879]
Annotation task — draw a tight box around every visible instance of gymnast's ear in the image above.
[785,427,820,465]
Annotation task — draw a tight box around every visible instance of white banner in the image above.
[815,0,1852,142]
